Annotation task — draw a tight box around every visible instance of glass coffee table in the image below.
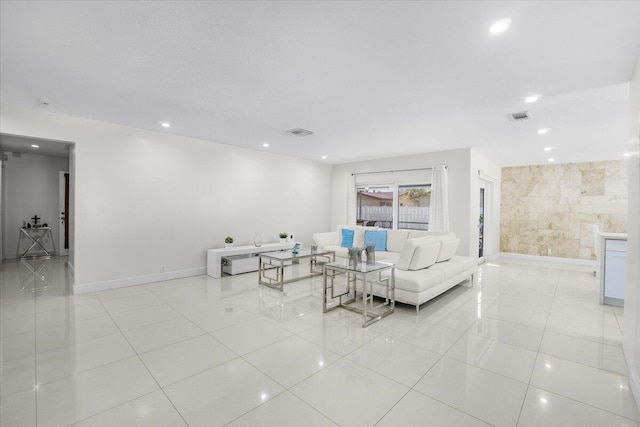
[323,261,395,327]
[259,248,335,291]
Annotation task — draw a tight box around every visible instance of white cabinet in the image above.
[599,234,627,307]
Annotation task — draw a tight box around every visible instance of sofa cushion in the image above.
[396,236,435,271]
[376,251,399,263]
[313,232,339,248]
[386,230,410,252]
[437,238,460,262]
[365,230,387,251]
[340,228,354,248]
[387,268,446,293]
[430,255,476,278]
[409,241,441,271]
[324,245,349,258]
[408,230,430,239]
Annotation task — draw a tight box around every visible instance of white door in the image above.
[58,171,69,256]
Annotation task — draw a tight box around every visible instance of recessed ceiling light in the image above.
[262,143,269,148]
[548,158,555,162]
[489,18,512,35]
[525,94,541,103]
[538,128,551,135]
[321,155,327,159]
[544,147,553,152]
[160,122,171,128]
[31,144,39,148]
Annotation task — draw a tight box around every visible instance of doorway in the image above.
[0,133,73,263]
[58,171,69,256]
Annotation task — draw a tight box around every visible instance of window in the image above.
[356,186,394,228]
[356,183,431,230]
[398,185,431,230]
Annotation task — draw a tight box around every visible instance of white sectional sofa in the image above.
[313,226,478,314]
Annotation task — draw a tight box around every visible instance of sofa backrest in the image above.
[386,230,410,252]
[396,232,460,271]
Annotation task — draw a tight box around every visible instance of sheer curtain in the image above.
[430,165,450,232]
[346,173,357,226]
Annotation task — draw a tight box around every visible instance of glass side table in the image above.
[323,261,395,327]
[16,227,56,258]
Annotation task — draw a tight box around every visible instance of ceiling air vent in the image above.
[286,128,314,137]
[507,111,530,121]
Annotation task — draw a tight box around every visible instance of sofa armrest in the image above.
[313,232,339,249]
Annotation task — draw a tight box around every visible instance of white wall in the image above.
[0,150,4,261]
[0,107,332,288]
[624,54,640,406]
[2,152,69,259]
[330,148,501,260]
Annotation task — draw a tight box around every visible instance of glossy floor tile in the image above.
[290,358,409,427]
[1,256,637,426]
[226,391,337,426]
[376,390,491,427]
[414,356,528,427]
[530,354,640,421]
[71,390,187,426]
[517,386,639,427]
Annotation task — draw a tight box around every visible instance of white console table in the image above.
[598,232,628,306]
[206,242,295,279]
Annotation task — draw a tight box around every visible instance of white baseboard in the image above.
[73,267,207,294]
[499,252,597,268]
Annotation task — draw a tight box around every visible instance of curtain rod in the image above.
[351,166,445,176]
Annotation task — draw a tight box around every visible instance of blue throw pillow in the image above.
[341,228,354,248]
[365,230,387,251]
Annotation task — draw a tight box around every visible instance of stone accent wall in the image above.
[501,160,628,260]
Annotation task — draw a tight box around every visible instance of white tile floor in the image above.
[1,256,638,426]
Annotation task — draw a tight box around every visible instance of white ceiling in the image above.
[1,1,639,166]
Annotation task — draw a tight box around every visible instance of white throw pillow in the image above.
[437,238,460,262]
[409,241,441,270]
[386,230,410,253]
[396,236,435,271]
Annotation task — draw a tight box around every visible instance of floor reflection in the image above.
[19,257,52,295]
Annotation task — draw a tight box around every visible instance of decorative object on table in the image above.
[279,232,288,243]
[27,223,31,229]
[289,234,295,243]
[253,232,263,247]
[365,243,376,265]
[311,244,318,253]
[43,223,48,227]
[348,247,363,267]
[292,242,301,256]
[22,221,26,229]
[224,236,234,249]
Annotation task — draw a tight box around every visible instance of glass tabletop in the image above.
[260,248,334,260]
[325,261,394,273]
